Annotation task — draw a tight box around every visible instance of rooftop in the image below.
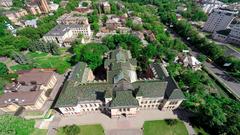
[17,69,55,85]
[44,24,89,36]
[55,48,185,108]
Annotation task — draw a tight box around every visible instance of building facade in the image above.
[55,48,184,118]
[203,8,238,33]
[0,0,12,7]
[56,12,89,25]
[101,1,111,13]
[38,0,50,13]
[26,4,42,15]
[227,24,240,45]
[0,69,57,112]
[5,9,28,24]
[43,24,91,47]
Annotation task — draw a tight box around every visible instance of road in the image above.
[167,27,240,100]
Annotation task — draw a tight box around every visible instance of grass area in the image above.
[194,127,209,135]
[143,120,188,135]
[57,124,104,135]
[10,52,71,74]
[31,129,48,135]
[11,64,32,71]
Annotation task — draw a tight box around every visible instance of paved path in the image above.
[47,109,196,135]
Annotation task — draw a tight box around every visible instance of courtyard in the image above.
[46,109,195,135]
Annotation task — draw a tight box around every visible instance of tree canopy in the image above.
[72,43,109,70]
[0,62,8,75]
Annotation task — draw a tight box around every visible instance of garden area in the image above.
[0,114,47,135]
[57,124,104,135]
[143,119,188,135]
[10,51,71,74]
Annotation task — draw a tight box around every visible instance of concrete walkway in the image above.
[47,109,196,135]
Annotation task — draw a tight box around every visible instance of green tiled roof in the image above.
[55,80,79,108]
[132,81,167,97]
[69,62,89,83]
[110,90,139,108]
[105,48,137,83]
[54,48,185,108]
[168,89,185,100]
[55,82,114,108]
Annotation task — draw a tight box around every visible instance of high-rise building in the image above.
[38,0,50,13]
[203,8,238,33]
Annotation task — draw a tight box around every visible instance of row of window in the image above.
[165,106,175,109]
[119,108,130,112]
[140,104,158,108]
[79,103,100,108]
[64,107,75,111]
[169,101,178,105]
[82,108,99,112]
[141,100,161,104]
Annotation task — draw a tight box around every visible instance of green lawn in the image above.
[10,52,71,74]
[57,124,104,135]
[143,120,188,135]
[31,129,48,135]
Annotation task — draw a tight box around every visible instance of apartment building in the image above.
[56,12,89,25]
[38,0,50,13]
[26,4,42,15]
[55,48,184,118]
[0,69,57,112]
[5,9,28,24]
[43,24,91,47]
[227,24,240,45]
[0,0,12,7]
[212,24,240,46]
[203,8,238,33]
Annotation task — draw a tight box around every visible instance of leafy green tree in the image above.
[17,27,41,40]
[110,2,118,14]
[102,34,142,58]
[11,52,31,65]
[72,43,109,70]
[165,119,178,125]
[197,54,207,62]
[0,62,8,75]
[62,125,80,135]
[91,22,100,33]
[12,0,25,8]
[82,2,88,7]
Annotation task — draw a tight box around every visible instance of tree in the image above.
[82,2,88,7]
[91,22,100,33]
[0,62,8,75]
[197,54,207,62]
[62,125,80,135]
[72,43,109,70]
[17,27,41,40]
[102,34,142,58]
[30,40,60,55]
[12,0,25,8]
[11,52,31,65]
[165,119,178,125]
